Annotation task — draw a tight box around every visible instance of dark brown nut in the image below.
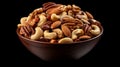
[19,25,34,38]
[82,24,90,34]
[42,2,57,11]
[61,25,71,37]
[88,19,101,27]
[50,39,58,43]
[41,25,51,30]
[46,5,63,15]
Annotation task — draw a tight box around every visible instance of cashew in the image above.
[44,30,57,39]
[51,13,60,21]
[37,14,47,27]
[90,25,101,35]
[76,12,88,20]
[51,11,67,21]
[53,28,63,38]
[20,17,28,24]
[30,27,43,40]
[61,11,67,16]
[58,37,73,43]
[72,29,84,40]
[17,17,28,28]
[17,24,25,28]
[68,10,74,17]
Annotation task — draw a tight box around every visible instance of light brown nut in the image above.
[44,30,57,39]
[53,28,63,38]
[79,35,91,40]
[63,23,76,26]
[61,15,76,23]
[72,5,81,13]
[33,8,43,14]
[28,15,40,26]
[37,14,47,27]
[61,25,71,37]
[58,37,73,43]
[90,25,101,36]
[51,21,62,29]
[85,11,94,19]
[30,27,43,40]
[72,29,84,40]
[51,13,60,21]
[68,10,74,17]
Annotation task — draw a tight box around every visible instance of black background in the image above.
[6,0,118,65]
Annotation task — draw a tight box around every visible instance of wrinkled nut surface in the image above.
[17,2,102,44]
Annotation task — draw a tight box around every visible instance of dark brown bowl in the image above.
[16,26,103,61]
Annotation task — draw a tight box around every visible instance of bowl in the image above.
[16,26,103,61]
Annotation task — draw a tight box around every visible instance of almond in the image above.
[85,11,94,19]
[79,35,91,40]
[61,25,71,37]
[51,21,61,29]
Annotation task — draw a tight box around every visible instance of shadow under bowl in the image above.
[16,26,103,61]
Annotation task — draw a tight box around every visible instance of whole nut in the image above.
[58,37,73,43]
[61,25,71,37]
[51,21,62,29]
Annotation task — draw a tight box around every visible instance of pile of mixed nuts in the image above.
[17,2,102,44]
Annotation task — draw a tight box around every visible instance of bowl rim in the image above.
[16,26,103,45]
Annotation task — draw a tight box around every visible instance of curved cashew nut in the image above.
[53,28,63,38]
[37,14,46,27]
[76,12,88,20]
[72,29,84,40]
[30,27,43,40]
[58,37,73,43]
[17,17,28,28]
[20,17,28,24]
[51,13,60,21]
[44,30,57,39]
[90,25,101,35]
[68,10,74,17]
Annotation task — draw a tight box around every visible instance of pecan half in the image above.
[19,25,34,38]
[46,5,63,15]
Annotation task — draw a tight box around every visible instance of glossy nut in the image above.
[30,27,43,40]
[58,37,73,43]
